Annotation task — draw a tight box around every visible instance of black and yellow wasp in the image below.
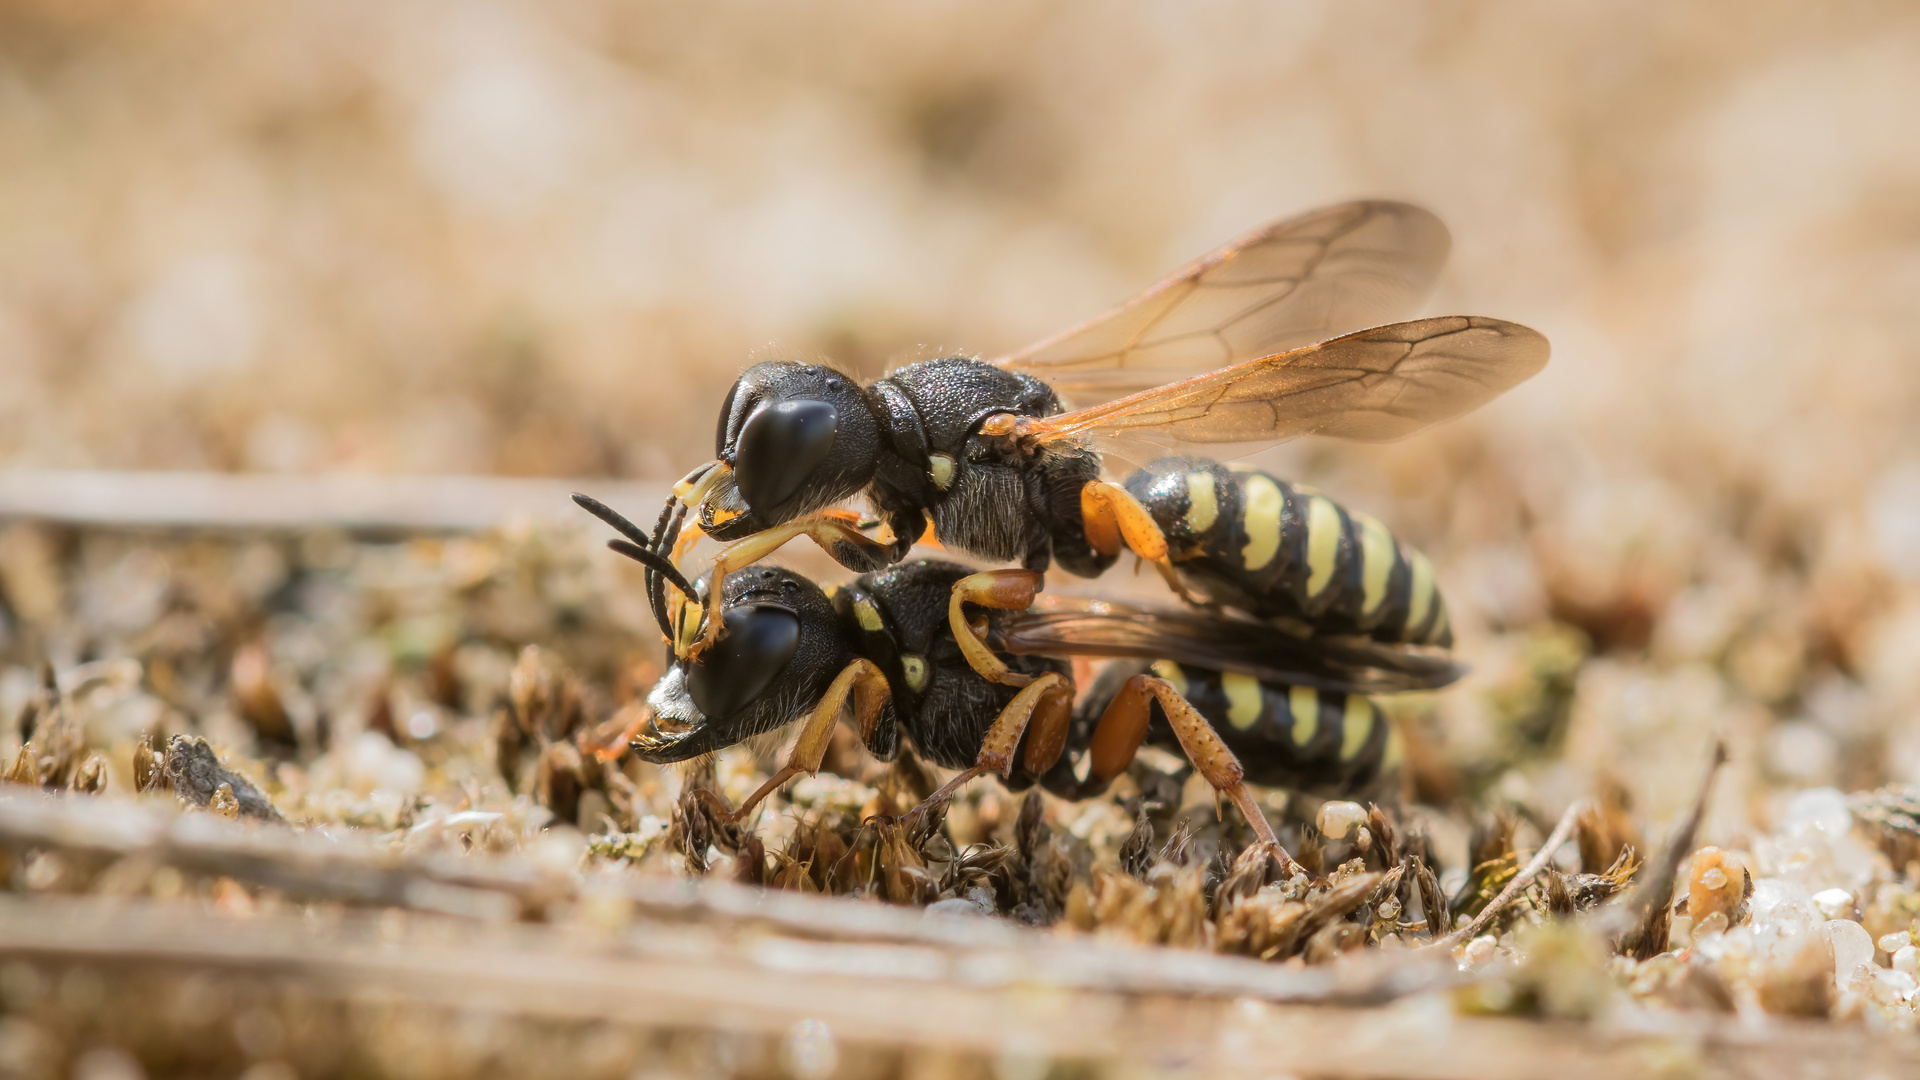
[636,200,1545,661]
[574,493,1458,866]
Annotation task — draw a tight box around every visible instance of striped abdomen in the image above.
[1122,457,1451,648]
[1134,659,1401,796]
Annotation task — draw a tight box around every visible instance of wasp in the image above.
[574,494,1457,867]
[648,200,1548,659]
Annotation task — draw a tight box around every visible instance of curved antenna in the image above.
[605,539,698,599]
[574,492,699,640]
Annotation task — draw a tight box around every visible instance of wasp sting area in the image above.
[9,3,1920,1078]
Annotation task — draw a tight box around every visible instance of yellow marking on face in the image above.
[902,654,929,692]
[1405,549,1435,635]
[708,506,742,525]
[1381,721,1405,773]
[928,453,956,491]
[1288,685,1319,747]
[1222,671,1263,730]
[1341,694,1373,761]
[853,597,884,632]
[1239,474,1285,570]
[1304,496,1343,598]
[1183,472,1218,533]
[674,601,704,655]
[1354,512,1397,617]
[1150,659,1187,697]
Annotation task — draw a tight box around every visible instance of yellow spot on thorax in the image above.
[1287,685,1319,746]
[1239,474,1285,570]
[1183,472,1218,533]
[1405,549,1435,635]
[928,454,955,490]
[1150,660,1187,697]
[1222,671,1263,730]
[902,654,928,691]
[853,598,884,632]
[1353,512,1397,617]
[1340,694,1374,761]
[1303,496,1343,598]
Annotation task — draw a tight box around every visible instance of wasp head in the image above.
[697,361,884,541]
[633,564,854,763]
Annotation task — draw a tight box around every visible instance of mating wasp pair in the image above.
[578,199,1547,855]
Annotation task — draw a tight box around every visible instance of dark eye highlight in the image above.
[733,399,839,514]
[685,604,802,720]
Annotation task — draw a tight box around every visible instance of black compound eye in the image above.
[715,379,743,457]
[734,400,838,515]
[685,604,801,720]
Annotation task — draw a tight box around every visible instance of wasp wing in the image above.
[1015,316,1548,453]
[992,201,1450,405]
[995,601,1463,694]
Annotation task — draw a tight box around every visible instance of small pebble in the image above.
[1462,935,1498,966]
[1878,931,1912,954]
[1894,946,1918,974]
[1317,801,1367,841]
[1826,918,1875,984]
[1376,897,1401,921]
[1686,846,1746,926]
[1812,888,1854,920]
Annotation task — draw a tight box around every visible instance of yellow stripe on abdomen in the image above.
[1240,474,1285,570]
[1405,549,1435,635]
[1341,694,1373,761]
[1288,685,1319,747]
[1303,496,1342,598]
[1222,671,1263,730]
[1354,512,1396,617]
[1183,471,1219,533]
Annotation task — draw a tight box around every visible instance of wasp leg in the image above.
[908,672,1073,819]
[947,569,1044,687]
[1085,674,1300,873]
[718,659,891,823]
[1080,481,1195,602]
[689,517,893,657]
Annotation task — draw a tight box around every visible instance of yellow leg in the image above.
[947,570,1043,686]
[721,660,890,822]
[688,517,892,657]
[910,672,1073,814]
[1084,674,1298,873]
[1081,481,1195,602]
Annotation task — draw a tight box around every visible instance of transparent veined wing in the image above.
[992,200,1450,405]
[1004,316,1548,453]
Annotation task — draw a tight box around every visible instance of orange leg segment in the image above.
[946,570,1044,686]
[910,672,1073,817]
[1084,674,1296,870]
[1080,481,1195,602]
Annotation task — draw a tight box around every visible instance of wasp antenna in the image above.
[607,539,698,599]
[572,492,656,549]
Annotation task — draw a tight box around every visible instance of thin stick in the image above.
[1434,798,1588,950]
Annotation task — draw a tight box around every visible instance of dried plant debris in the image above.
[5,521,1920,1080]
[161,735,284,823]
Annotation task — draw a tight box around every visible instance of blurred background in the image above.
[4,0,1920,835]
